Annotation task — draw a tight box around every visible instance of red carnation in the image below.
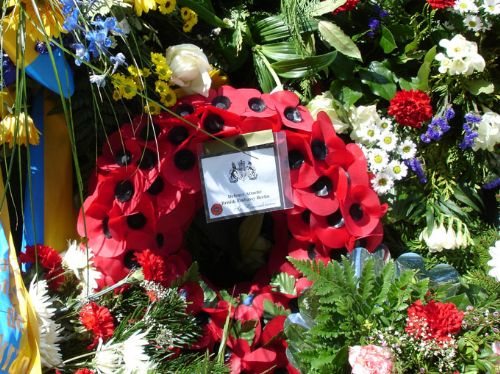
[135,249,170,287]
[388,90,433,128]
[405,300,464,342]
[21,245,65,290]
[74,370,95,374]
[334,0,361,13]
[426,0,455,8]
[79,302,115,349]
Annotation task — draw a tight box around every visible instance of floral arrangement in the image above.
[0,0,499,373]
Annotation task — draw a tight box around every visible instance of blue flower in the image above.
[369,18,380,30]
[73,43,89,66]
[444,107,455,121]
[63,8,80,32]
[110,52,127,73]
[405,158,427,183]
[483,178,500,190]
[464,113,481,123]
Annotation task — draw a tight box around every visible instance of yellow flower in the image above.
[111,73,138,100]
[151,52,166,66]
[160,88,177,107]
[0,113,40,147]
[155,80,170,96]
[155,63,172,81]
[144,101,162,115]
[133,0,157,16]
[1,89,15,119]
[183,22,194,33]
[180,7,196,21]
[209,69,229,89]
[112,90,122,101]
[141,68,151,78]
[158,0,176,14]
[20,0,65,40]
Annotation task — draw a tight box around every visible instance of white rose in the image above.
[473,111,500,151]
[307,92,350,134]
[349,105,381,130]
[420,223,447,252]
[165,44,212,97]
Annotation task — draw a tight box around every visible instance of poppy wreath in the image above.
[78,85,387,371]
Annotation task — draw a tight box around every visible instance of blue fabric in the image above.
[21,90,45,252]
[25,48,74,98]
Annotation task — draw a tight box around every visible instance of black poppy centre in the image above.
[167,126,189,145]
[311,176,333,197]
[147,176,164,196]
[174,149,196,170]
[248,97,266,112]
[349,203,364,221]
[127,212,147,230]
[115,149,132,166]
[140,122,160,141]
[115,180,134,203]
[175,103,195,117]
[203,113,225,134]
[138,148,157,170]
[211,95,231,110]
[288,149,305,169]
[124,250,139,269]
[327,209,344,228]
[311,139,327,161]
[284,106,303,123]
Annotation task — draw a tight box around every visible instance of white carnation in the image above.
[472,111,500,152]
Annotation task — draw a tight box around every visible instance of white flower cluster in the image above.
[62,240,102,297]
[454,0,499,31]
[92,330,156,374]
[435,35,485,76]
[419,217,472,252]
[487,237,500,281]
[472,111,500,152]
[349,105,416,195]
[306,91,350,134]
[29,278,63,369]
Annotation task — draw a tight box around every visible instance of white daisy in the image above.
[487,238,500,281]
[463,15,484,32]
[398,139,417,160]
[377,131,398,152]
[376,117,393,132]
[62,241,102,296]
[386,160,408,180]
[371,173,394,195]
[354,125,380,145]
[93,330,155,374]
[454,0,479,13]
[29,279,63,368]
[482,0,500,14]
[368,148,389,172]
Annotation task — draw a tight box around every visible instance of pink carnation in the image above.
[349,345,393,374]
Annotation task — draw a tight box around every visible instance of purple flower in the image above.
[369,18,380,30]
[405,158,427,183]
[459,121,479,149]
[464,113,481,123]
[483,178,500,190]
[445,107,455,120]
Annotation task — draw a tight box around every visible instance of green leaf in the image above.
[177,0,227,28]
[260,42,302,61]
[416,46,437,91]
[271,51,337,78]
[398,77,420,91]
[255,16,291,43]
[318,20,362,61]
[253,53,275,93]
[271,272,297,295]
[465,79,495,96]
[379,26,396,54]
[308,0,347,16]
[359,61,397,100]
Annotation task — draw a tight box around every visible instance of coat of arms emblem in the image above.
[229,160,258,183]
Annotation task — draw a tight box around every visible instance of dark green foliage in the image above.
[287,257,429,373]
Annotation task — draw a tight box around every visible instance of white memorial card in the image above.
[199,131,292,221]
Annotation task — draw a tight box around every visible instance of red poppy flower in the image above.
[287,238,330,264]
[227,338,277,374]
[208,86,255,115]
[310,208,351,249]
[79,302,115,349]
[286,208,315,242]
[156,192,197,233]
[148,166,182,218]
[339,184,387,237]
[163,138,202,194]
[197,106,241,140]
[97,138,144,172]
[247,285,294,318]
[233,304,262,346]
[285,130,318,189]
[270,90,313,132]
[405,300,464,342]
[154,219,183,256]
[179,281,204,314]
[345,143,370,187]
[312,112,354,171]
[169,94,210,118]
[345,222,384,253]
[156,113,200,146]
[294,165,349,216]
[191,301,231,350]
[388,90,433,128]
[426,0,455,8]
[239,116,282,134]
[92,253,133,288]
